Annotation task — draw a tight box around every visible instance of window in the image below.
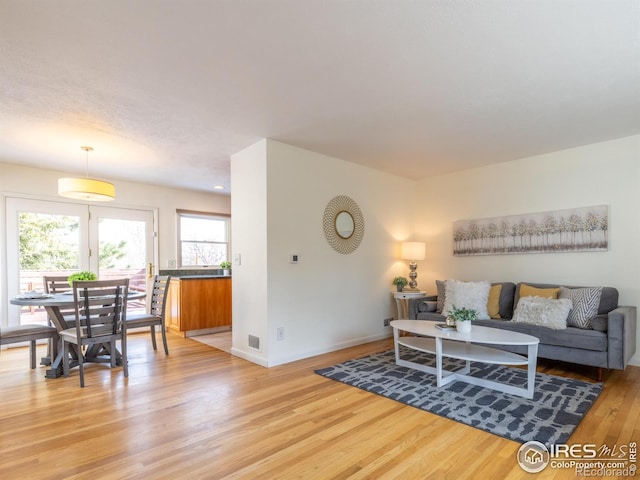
[177,210,230,267]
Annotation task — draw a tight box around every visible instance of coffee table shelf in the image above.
[391,320,539,399]
[398,336,530,366]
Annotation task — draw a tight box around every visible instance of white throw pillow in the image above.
[442,280,491,320]
[512,296,572,330]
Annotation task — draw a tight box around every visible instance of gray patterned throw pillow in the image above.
[559,286,603,329]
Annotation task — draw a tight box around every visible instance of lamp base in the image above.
[408,261,418,290]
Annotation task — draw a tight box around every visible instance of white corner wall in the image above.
[413,135,640,363]
[231,139,415,367]
[229,140,270,366]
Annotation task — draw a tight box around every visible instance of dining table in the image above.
[10,290,146,378]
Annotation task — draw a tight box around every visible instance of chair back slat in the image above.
[43,275,74,294]
[73,279,129,339]
[43,275,77,327]
[149,275,171,317]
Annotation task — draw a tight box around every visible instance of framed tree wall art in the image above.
[453,205,608,256]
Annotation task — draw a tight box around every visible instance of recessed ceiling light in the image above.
[213,185,224,190]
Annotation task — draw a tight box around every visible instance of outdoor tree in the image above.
[19,213,128,270]
[99,240,128,268]
[19,213,79,270]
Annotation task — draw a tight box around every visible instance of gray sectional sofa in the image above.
[408,282,637,379]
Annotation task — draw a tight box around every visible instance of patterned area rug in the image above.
[315,347,602,445]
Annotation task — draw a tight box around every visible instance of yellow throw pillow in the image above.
[519,284,560,299]
[487,284,502,319]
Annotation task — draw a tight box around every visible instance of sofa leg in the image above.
[596,367,605,382]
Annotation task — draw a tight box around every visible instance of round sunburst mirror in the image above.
[323,195,365,254]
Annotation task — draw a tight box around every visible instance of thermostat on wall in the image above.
[290,253,299,264]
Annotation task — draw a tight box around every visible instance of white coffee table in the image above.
[390,320,540,399]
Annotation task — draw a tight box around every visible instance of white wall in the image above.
[413,135,640,362]
[231,140,415,366]
[229,140,270,365]
[0,162,230,265]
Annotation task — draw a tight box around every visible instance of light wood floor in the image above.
[0,332,638,480]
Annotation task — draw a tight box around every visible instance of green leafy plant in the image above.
[392,276,409,287]
[219,261,232,269]
[447,305,477,322]
[67,271,97,286]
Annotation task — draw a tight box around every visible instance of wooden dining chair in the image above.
[60,278,129,387]
[43,275,73,295]
[0,324,58,369]
[42,274,77,364]
[43,274,76,321]
[126,275,171,355]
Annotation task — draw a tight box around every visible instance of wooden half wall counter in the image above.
[160,271,232,337]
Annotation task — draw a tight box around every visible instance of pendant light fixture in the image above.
[58,146,115,201]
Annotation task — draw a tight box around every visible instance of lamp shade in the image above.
[400,241,426,261]
[58,177,115,202]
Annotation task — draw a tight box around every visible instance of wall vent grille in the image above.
[248,334,260,350]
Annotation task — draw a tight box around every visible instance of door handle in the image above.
[148,262,154,279]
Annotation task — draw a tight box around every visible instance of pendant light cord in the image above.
[81,146,93,178]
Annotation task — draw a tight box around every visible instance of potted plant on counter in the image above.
[392,276,409,292]
[446,305,477,334]
[220,261,232,275]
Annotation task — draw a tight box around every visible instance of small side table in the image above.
[393,291,426,319]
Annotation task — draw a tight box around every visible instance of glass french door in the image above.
[91,206,154,317]
[6,198,155,326]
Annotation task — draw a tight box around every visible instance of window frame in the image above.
[176,209,231,268]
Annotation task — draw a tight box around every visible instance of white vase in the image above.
[456,321,472,334]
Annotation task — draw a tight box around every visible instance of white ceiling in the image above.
[1,1,639,194]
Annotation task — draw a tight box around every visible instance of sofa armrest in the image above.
[408,295,437,319]
[607,305,637,370]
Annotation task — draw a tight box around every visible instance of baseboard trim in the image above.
[266,331,393,367]
[627,354,640,367]
[230,347,269,367]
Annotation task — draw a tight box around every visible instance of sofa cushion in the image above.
[495,282,517,319]
[512,296,572,330]
[473,319,608,352]
[417,301,437,313]
[590,314,608,332]
[596,287,618,314]
[559,286,603,329]
[435,280,516,319]
[514,282,618,315]
[443,280,491,320]
[487,284,502,319]
[416,312,448,322]
[518,283,560,299]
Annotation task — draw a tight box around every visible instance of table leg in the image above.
[45,342,79,378]
[527,343,539,399]
[393,327,400,363]
[436,337,443,387]
[85,343,122,365]
[42,305,76,378]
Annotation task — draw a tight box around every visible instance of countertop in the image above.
[159,269,231,279]
[172,275,231,279]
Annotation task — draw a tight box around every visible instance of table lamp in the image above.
[400,241,426,290]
